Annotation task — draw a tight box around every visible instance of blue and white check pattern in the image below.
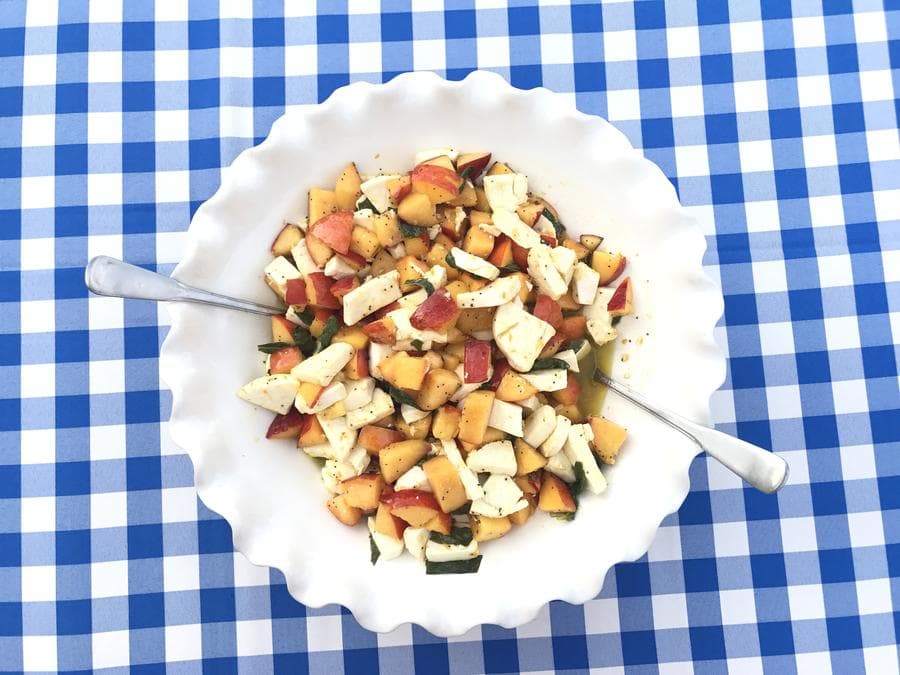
[1,1,897,672]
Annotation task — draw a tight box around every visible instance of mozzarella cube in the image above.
[456,275,521,308]
[470,475,528,517]
[388,242,406,259]
[403,527,430,560]
[540,414,572,457]
[572,262,600,305]
[395,465,432,492]
[316,414,357,460]
[397,288,428,311]
[441,439,484,500]
[290,342,355,386]
[342,270,402,325]
[448,247,499,280]
[302,442,340,460]
[294,381,347,414]
[517,395,542,413]
[550,246,577,284]
[487,400,524,437]
[520,369,567,392]
[423,264,448,289]
[368,517,405,560]
[321,459,357,493]
[285,305,308,326]
[483,173,528,212]
[523,405,557,447]
[492,209,541,249]
[584,287,617,346]
[527,244,568,300]
[564,424,607,494]
[425,538,479,563]
[344,377,376,412]
[290,239,321,276]
[264,256,301,298]
[388,307,447,345]
[533,214,556,238]
[465,440,517,475]
[346,388,395,429]
[360,174,403,213]
[401,404,431,424]
[545,449,576,482]
[346,445,371,475]
[554,349,579,372]
[324,255,357,279]
[493,301,555,372]
[369,342,393,379]
[238,374,299,414]
[353,208,375,230]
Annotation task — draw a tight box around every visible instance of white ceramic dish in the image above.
[159,71,725,636]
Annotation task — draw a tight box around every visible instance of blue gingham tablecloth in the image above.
[1,1,898,672]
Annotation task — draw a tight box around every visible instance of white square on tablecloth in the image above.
[540,33,573,65]
[87,234,124,262]
[88,172,123,207]
[757,321,794,356]
[730,20,764,53]
[823,315,861,351]
[864,646,900,675]
[219,106,254,139]
[20,176,55,210]
[93,630,131,669]
[651,593,688,629]
[606,89,641,121]
[779,450,809,486]
[670,85,704,117]
[719,588,757,625]
[583,597,620,635]
[88,295,125,331]
[23,635,57,672]
[89,2,122,23]
[856,577,892,615]
[666,26,700,59]
[90,490,128,530]
[713,520,750,557]
[792,16,826,48]
[808,194,844,228]
[514,603,550,638]
[20,428,55,464]
[89,424,127,461]
[831,379,870,415]
[733,79,768,113]
[874,188,900,223]
[20,237,54,271]
[25,0,57,26]
[154,50,189,82]
[476,36,510,68]
[91,559,130,598]
[674,144,709,177]
[839,444,877,481]
[349,42,382,74]
[155,109,190,142]
[866,129,900,162]
[163,554,201,592]
[23,53,56,86]
[236,619,274,656]
[603,30,636,62]
[647,523,682,561]
[377,623,413,648]
[348,0,380,13]
[220,47,254,79]
[19,363,55,399]
[88,111,123,145]
[796,653,833,673]
[802,134,838,168]
[306,613,345,651]
[285,44,318,77]
[659,663,698,675]
[787,583,826,620]
[413,40,446,71]
[21,496,55,533]
[20,300,55,334]
[847,510,885,548]
[88,51,122,84]
[882,249,900,284]
[796,74,831,108]
[744,199,780,233]
[765,384,802,420]
[89,359,125,395]
[780,516,818,553]
[751,259,787,293]
[720,657,763,675]
[233,552,271,588]
[219,0,253,18]
[739,139,775,173]
[21,565,56,602]
[21,114,55,148]
[156,170,191,203]
[155,1,188,21]
[166,623,203,662]
[709,388,736,427]
[854,11,889,43]
[161,486,198,523]
[859,69,893,103]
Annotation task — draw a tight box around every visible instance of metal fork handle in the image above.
[84,256,285,316]
[594,372,788,494]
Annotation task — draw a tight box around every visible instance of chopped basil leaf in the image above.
[549,511,576,522]
[445,251,459,269]
[450,503,471,516]
[369,533,380,564]
[292,326,318,357]
[458,165,473,182]
[257,342,293,354]
[569,462,587,507]
[357,196,377,212]
[569,339,587,355]
[429,527,473,546]
[317,315,339,350]
[499,263,521,273]
[410,339,424,351]
[530,357,570,371]
[382,383,420,409]
[405,277,435,295]
[425,556,482,575]
[611,316,622,326]
[542,207,566,239]
[295,308,315,326]
[400,221,426,238]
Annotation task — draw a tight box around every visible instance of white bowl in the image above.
[159,71,725,636]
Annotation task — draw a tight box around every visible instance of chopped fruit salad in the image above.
[238,148,633,573]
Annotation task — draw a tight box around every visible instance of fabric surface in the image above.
[1,1,898,672]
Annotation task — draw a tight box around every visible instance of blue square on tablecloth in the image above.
[690,625,727,661]
[123,21,154,50]
[444,9,476,38]
[508,6,540,35]
[317,14,348,44]
[56,530,91,565]
[198,518,233,555]
[0,465,19,499]
[827,615,863,650]
[0,602,22,637]
[129,592,165,629]
[751,553,787,588]
[819,548,855,583]
[757,621,795,655]
[0,28,24,57]
[56,83,89,113]
[621,630,658,665]
[253,17,283,46]
[57,599,92,635]
[57,23,89,53]
[684,558,719,592]
[188,18,219,48]
[381,13,412,42]
[862,345,896,378]
[769,107,803,139]
[571,4,602,32]
[810,481,848,517]
[128,523,163,559]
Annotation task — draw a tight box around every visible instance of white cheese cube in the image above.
[554,349,579,372]
[520,369,567,392]
[368,517,404,560]
[550,246,577,284]
[401,404,430,424]
[323,255,357,279]
[238,374,299,414]
[290,239,321,276]
[415,147,459,164]
[564,424,606,494]
[584,287,617,346]
[346,388,395,429]
[456,275,521,309]
[487,400,524,437]
[492,209,540,249]
[545,449,575,482]
[403,527,430,561]
[527,244,568,300]
[346,445,371,475]
[316,414,357,460]
[388,242,406,259]
[540,414,572,457]
[441,439,484,500]
[533,214,556,239]
[470,475,528,517]
[344,377,375,412]
[572,262,600,305]
[450,364,482,402]
[369,342,393,380]
[395,465,432,492]
[397,288,428,311]
[302,442,340,460]
[517,395,542,413]
[425,538,479,563]
[294,381,347,414]
[284,305,308,326]
[483,173,528,212]
[448,247,499,280]
[342,270,402,325]
[321,460,357,493]
[387,307,447,345]
[466,440,517,476]
[360,174,402,213]
[423,264,448,289]
[264,256,301,298]
[290,343,355,386]
[353,208,375,230]
[523,405,557,447]
[492,301,555,372]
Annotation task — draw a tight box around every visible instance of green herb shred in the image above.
[429,527,474,546]
[357,196,377,212]
[295,308,315,326]
[257,342,293,354]
[291,326,318,357]
[445,251,459,269]
[400,221,427,238]
[382,383,420,409]
[542,207,566,239]
[499,262,521,273]
[530,357,570,371]
[369,533,380,564]
[405,277,435,295]
[410,339,424,351]
[317,315,339,350]
[425,556,483,574]
[549,511,576,522]
[458,165,473,182]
